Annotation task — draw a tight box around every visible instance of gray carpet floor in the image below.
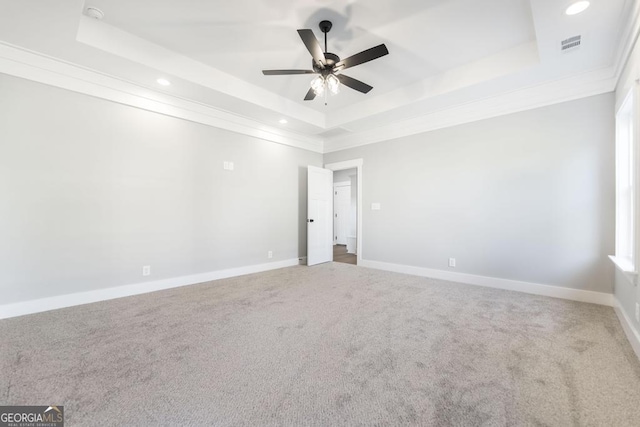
[1,263,639,426]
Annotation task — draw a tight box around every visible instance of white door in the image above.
[307,166,333,266]
[334,185,350,245]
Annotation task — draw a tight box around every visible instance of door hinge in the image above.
[335,213,337,217]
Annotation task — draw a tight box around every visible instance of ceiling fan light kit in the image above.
[311,73,340,97]
[326,74,340,94]
[262,20,389,102]
[310,75,326,96]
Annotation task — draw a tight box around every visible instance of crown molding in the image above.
[0,38,623,156]
[325,41,540,130]
[323,67,616,153]
[76,17,325,130]
[613,0,640,84]
[0,42,324,154]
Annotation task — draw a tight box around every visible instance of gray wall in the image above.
[614,32,640,332]
[0,74,322,304]
[325,93,615,293]
[0,72,619,305]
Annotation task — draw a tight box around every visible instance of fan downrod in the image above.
[313,20,339,73]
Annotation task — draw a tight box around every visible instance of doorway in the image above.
[307,159,363,266]
[333,168,357,265]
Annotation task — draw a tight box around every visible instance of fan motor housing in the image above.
[313,52,340,74]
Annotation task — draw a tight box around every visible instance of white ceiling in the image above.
[0,0,634,152]
[86,0,536,111]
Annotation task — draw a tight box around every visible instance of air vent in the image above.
[561,35,581,52]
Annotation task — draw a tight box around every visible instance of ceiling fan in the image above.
[262,20,389,101]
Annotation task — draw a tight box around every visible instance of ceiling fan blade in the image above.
[297,29,326,68]
[335,44,389,71]
[262,70,316,75]
[304,87,317,101]
[336,74,373,94]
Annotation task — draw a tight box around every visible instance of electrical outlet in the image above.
[223,161,235,171]
[635,303,639,323]
[142,265,151,276]
[448,258,456,268]
[268,251,273,259]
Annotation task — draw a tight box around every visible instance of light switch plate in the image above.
[371,203,381,210]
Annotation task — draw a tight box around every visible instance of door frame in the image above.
[324,159,363,265]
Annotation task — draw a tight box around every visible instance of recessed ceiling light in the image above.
[566,1,590,15]
[279,119,288,124]
[156,78,171,86]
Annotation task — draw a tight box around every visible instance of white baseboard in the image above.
[359,259,615,307]
[613,298,640,360]
[0,258,300,320]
